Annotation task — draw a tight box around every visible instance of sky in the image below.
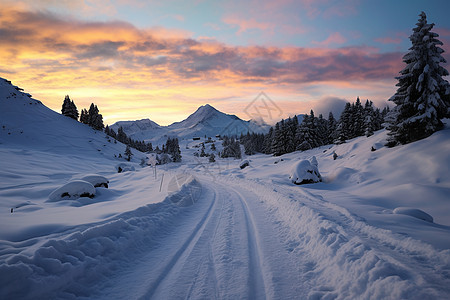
[1,0,449,125]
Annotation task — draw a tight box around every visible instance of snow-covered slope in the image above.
[0,77,135,160]
[110,104,270,145]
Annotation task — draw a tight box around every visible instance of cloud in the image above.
[313,32,347,47]
[0,4,410,124]
[223,15,274,35]
[311,97,347,118]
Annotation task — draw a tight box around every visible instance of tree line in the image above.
[240,98,389,156]
[61,96,153,153]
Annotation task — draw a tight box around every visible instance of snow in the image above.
[289,156,322,184]
[393,207,434,223]
[80,175,109,188]
[48,180,96,201]
[1,77,450,298]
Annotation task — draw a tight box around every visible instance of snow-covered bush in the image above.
[80,175,109,188]
[48,180,95,202]
[116,163,135,173]
[239,160,249,169]
[393,207,433,223]
[289,156,322,185]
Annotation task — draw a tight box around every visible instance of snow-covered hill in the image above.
[0,77,138,161]
[110,104,270,145]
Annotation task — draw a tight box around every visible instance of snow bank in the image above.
[48,180,95,202]
[0,176,203,299]
[289,156,322,185]
[80,175,109,188]
[394,207,434,223]
[166,173,202,207]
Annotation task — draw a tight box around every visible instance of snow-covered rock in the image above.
[48,180,96,202]
[80,175,109,188]
[289,157,322,185]
[394,207,434,223]
[239,160,250,169]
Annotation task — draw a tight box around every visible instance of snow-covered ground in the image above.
[1,78,450,298]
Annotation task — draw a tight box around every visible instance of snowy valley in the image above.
[1,77,450,299]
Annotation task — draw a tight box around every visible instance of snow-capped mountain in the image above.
[110,104,270,144]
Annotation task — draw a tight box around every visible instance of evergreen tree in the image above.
[117,126,128,144]
[209,153,216,163]
[88,103,104,130]
[80,109,89,124]
[124,145,133,161]
[387,12,450,146]
[61,95,79,120]
[327,112,337,144]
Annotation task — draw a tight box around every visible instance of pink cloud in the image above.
[222,15,274,35]
[313,32,347,47]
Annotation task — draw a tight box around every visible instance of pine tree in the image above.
[61,95,79,120]
[88,103,104,130]
[327,112,337,144]
[209,153,216,163]
[124,145,133,161]
[80,108,89,124]
[387,12,450,146]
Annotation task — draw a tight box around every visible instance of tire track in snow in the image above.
[230,186,269,300]
[139,186,218,299]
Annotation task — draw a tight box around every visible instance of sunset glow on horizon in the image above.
[1,0,449,125]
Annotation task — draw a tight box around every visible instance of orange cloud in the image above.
[0,4,406,125]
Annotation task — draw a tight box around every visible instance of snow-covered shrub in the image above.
[116,163,135,173]
[80,175,109,188]
[289,156,322,185]
[239,160,249,169]
[393,207,433,223]
[48,180,95,202]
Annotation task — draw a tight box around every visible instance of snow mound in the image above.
[116,163,135,173]
[394,207,434,223]
[48,180,95,202]
[289,156,322,185]
[166,173,202,207]
[240,160,250,169]
[80,175,109,188]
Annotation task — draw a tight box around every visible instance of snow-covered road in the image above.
[2,170,450,299]
[91,176,304,299]
[83,173,450,299]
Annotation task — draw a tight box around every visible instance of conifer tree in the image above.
[80,109,89,124]
[124,145,133,161]
[88,103,104,130]
[387,12,450,146]
[61,95,79,120]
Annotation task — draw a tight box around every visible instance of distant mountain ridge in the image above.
[110,104,270,144]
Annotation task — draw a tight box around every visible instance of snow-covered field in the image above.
[1,78,450,299]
